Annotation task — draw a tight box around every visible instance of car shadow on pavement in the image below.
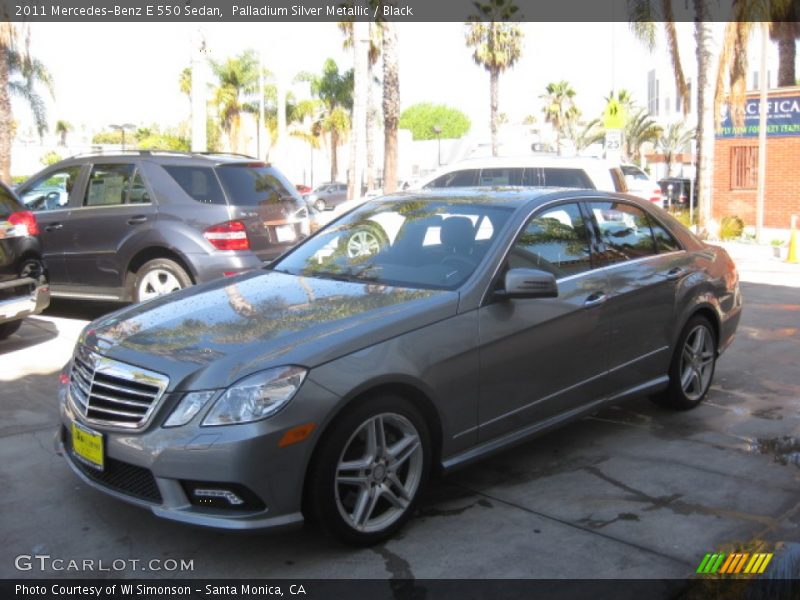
[0,317,58,355]
[43,299,128,321]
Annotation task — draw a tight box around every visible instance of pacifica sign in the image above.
[716,95,800,138]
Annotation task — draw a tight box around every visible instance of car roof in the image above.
[43,151,269,168]
[431,155,620,170]
[371,186,625,210]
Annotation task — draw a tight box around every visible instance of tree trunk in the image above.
[490,69,499,157]
[382,22,399,194]
[365,23,376,192]
[331,129,338,182]
[777,35,796,87]
[348,21,369,200]
[694,8,717,234]
[0,31,13,184]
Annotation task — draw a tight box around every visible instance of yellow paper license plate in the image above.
[71,422,104,471]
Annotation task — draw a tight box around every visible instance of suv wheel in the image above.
[314,199,327,212]
[0,320,23,340]
[306,395,430,546]
[652,316,717,410]
[134,258,192,303]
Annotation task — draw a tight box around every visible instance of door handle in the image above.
[584,292,608,308]
[127,215,148,225]
[666,267,687,280]
[44,223,63,232]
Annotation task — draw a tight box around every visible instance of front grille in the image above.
[64,427,162,503]
[69,346,169,429]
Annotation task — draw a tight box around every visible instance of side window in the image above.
[540,168,594,189]
[590,201,657,262]
[84,164,135,207]
[18,166,82,212]
[509,202,593,278]
[127,170,151,204]
[163,166,226,205]
[478,168,523,186]
[648,215,682,253]
[426,169,479,188]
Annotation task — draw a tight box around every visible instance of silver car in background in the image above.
[56,188,741,545]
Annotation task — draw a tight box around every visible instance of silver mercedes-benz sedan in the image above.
[56,188,741,545]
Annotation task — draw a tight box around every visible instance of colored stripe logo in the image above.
[696,552,773,574]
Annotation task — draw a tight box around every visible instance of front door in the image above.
[477,201,610,442]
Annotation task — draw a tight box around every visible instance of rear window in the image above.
[215,164,300,207]
[164,166,226,205]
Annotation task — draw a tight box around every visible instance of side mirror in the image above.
[496,268,558,300]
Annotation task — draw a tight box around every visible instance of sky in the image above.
[18,21,738,140]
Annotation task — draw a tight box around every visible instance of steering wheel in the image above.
[44,191,61,210]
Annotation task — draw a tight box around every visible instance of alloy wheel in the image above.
[335,413,423,533]
[346,230,381,258]
[138,269,183,301]
[679,324,715,402]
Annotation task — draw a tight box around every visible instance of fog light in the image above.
[193,489,244,506]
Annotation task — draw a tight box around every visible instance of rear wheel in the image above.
[133,258,192,303]
[652,316,717,410]
[314,199,327,212]
[0,320,23,340]
[305,395,430,546]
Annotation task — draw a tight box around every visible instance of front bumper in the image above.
[55,375,340,531]
[0,278,50,324]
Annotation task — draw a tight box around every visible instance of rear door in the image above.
[64,162,157,291]
[215,162,309,262]
[15,164,86,284]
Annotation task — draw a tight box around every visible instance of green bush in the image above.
[720,215,745,240]
[671,209,696,228]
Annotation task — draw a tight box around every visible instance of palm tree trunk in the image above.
[331,129,338,181]
[349,21,369,200]
[0,26,14,183]
[365,24,376,192]
[382,22,399,194]
[490,69,499,157]
[694,8,717,233]
[776,35,795,87]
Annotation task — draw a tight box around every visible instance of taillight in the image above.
[649,189,662,205]
[203,220,249,251]
[7,211,40,236]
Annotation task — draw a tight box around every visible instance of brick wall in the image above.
[713,87,800,229]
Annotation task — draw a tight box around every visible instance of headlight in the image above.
[202,366,307,426]
[164,391,216,428]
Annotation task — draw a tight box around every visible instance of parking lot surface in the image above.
[1,244,798,581]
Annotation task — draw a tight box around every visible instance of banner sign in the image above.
[716,95,800,138]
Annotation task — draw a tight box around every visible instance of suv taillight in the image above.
[7,211,40,236]
[203,220,249,251]
[649,189,662,205]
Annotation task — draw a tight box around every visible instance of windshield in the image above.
[273,198,513,290]
[216,164,302,207]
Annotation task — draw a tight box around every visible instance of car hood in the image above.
[79,270,458,391]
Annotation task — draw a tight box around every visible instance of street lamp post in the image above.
[432,125,442,166]
[109,123,135,152]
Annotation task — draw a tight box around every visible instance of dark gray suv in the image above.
[16,152,310,303]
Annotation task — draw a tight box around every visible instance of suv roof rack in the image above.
[64,149,264,161]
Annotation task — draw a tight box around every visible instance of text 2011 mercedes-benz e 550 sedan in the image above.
[56,188,741,545]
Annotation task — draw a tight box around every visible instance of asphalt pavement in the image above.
[0,244,798,582]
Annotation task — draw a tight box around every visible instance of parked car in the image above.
[15,151,310,303]
[305,182,348,212]
[620,164,663,206]
[659,177,697,209]
[0,181,50,339]
[415,156,628,194]
[56,188,741,545]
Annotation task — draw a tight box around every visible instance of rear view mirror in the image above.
[497,268,558,300]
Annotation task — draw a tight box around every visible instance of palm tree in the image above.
[55,120,71,146]
[298,59,353,182]
[658,122,695,176]
[567,118,605,155]
[382,21,400,193]
[0,24,53,182]
[623,108,662,164]
[769,3,799,87]
[347,21,370,200]
[210,50,260,152]
[540,81,580,155]
[465,0,524,157]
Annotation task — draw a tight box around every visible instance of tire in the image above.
[652,316,717,410]
[314,199,327,212]
[342,224,389,259]
[19,256,47,284]
[0,320,23,340]
[305,395,431,546]
[133,258,192,303]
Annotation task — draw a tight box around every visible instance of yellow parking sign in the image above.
[603,99,626,130]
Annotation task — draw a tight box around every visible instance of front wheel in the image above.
[652,316,717,410]
[305,396,430,546]
[133,258,192,303]
[0,320,23,340]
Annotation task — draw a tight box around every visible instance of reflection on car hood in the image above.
[80,271,457,390]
